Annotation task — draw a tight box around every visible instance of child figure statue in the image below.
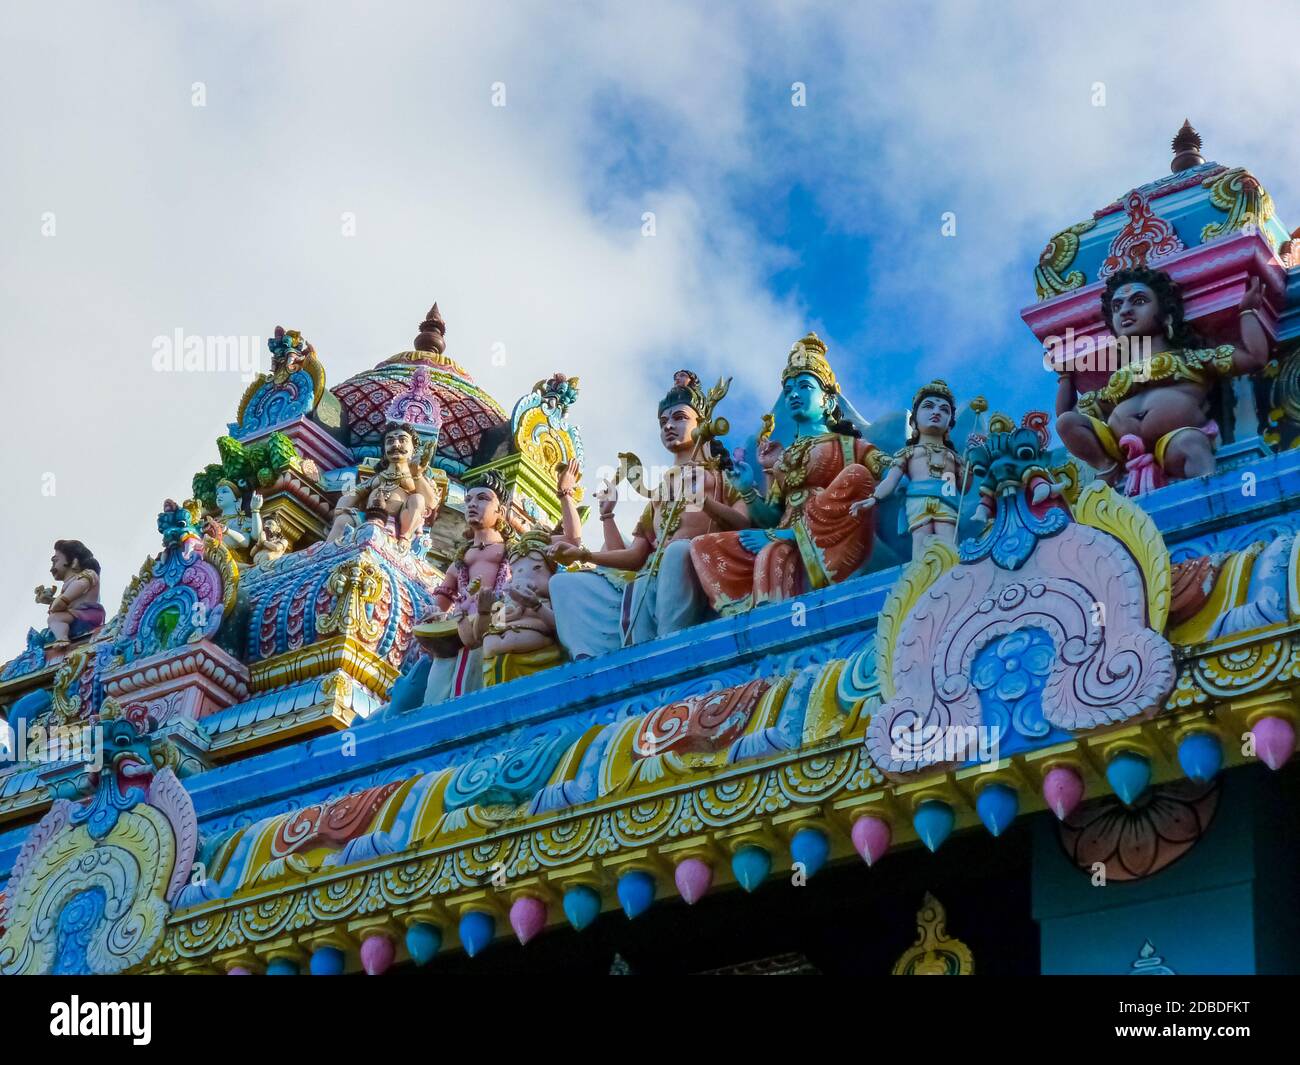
[852,380,964,555]
[474,531,565,685]
[250,512,290,566]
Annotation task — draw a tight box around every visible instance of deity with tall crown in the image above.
[1055,267,1269,494]
[689,334,881,613]
[547,369,747,656]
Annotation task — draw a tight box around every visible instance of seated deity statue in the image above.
[689,335,881,614]
[474,530,565,684]
[1054,267,1269,494]
[326,421,445,549]
[416,470,511,705]
[204,486,289,566]
[853,380,968,555]
[34,540,105,645]
[546,370,748,657]
[250,511,290,566]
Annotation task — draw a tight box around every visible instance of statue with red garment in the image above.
[689,334,883,615]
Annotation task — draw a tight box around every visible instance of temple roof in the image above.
[331,304,507,471]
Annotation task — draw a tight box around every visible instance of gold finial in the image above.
[891,893,974,976]
[781,332,839,394]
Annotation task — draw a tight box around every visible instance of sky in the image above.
[3,0,1300,655]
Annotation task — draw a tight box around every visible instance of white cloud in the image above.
[2,0,1298,657]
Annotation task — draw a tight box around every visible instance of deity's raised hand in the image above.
[556,458,580,495]
[595,478,618,521]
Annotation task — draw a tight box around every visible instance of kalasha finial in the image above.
[1170,119,1204,173]
[413,302,446,354]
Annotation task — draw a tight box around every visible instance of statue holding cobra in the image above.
[547,370,746,656]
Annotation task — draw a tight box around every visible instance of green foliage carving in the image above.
[191,431,300,508]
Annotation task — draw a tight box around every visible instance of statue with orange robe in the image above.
[689,334,882,615]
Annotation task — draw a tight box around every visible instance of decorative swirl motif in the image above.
[876,540,958,701]
[1201,167,1276,247]
[1098,188,1185,279]
[443,732,576,811]
[269,782,401,860]
[635,679,769,758]
[868,482,1175,776]
[0,806,175,975]
[1074,481,1171,631]
[1034,218,1097,300]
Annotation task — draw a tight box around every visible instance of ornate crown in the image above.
[781,333,839,394]
[912,379,955,410]
[507,529,554,564]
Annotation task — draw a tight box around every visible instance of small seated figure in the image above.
[1055,267,1269,494]
[327,421,444,548]
[34,540,105,645]
[250,511,290,566]
[852,380,966,555]
[475,531,564,684]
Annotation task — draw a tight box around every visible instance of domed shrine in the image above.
[0,123,1298,977]
[331,303,510,474]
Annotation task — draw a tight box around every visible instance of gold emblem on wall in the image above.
[892,893,974,975]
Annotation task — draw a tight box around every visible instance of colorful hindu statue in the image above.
[689,334,880,614]
[326,421,445,549]
[203,484,287,566]
[475,530,564,685]
[33,540,105,645]
[1055,267,1269,494]
[854,379,966,555]
[416,470,511,704]
[547,370,746,657]
[202,480,257,560]
[249,510,290,567]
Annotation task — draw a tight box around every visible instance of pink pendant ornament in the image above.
[509,896,548,945]
[674,858,713,905]
[360,933,396,976]
[1042,764,1085,821]
[1252,716,1296,770]
[850,816,891,866]
[227,966,253,976]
